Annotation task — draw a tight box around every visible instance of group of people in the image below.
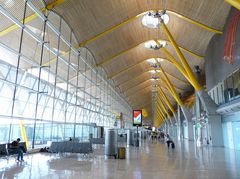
[149,131,175,149]
[149,131,165,142]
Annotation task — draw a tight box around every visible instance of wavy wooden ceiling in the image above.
[51,0,231,119]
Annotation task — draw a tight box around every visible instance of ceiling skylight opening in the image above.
[144,40,167,50]
[144,40,159,50]
[146,58,156,64]
[149,70,156,74]
[142,10,170,28]
[156,58,164,62]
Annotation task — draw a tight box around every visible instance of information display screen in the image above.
[133,110,142,126]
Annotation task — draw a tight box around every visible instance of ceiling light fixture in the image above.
[144,40,167,50]
[146,58,156,64]
[142,10,170,28]
[149,70,156,74]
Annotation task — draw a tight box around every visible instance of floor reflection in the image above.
[0,140,240,179]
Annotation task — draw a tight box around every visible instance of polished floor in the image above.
[0,139,240,179]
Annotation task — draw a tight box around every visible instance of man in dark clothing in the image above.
[166,134,174,149]
[11,138,24,161]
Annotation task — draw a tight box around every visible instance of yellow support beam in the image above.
[157,87,175,113]
[157,95,171,118]
[0,0,66,37]
[79,9,222,47]
[156,113,164,122]
[40,38,204,71]
[155,112,163,128]
[124,79,182,104]
[168,11,223,34]
[161,48,192,83]
[225,0,240,10]
[97,44,140,66]
[108,59,148,79]
[161,22,203,91]
[116,71,148,87]
[132,101,152,109]
[19,120,29,150]
[98,39,203,67]
[156,107,168,123]
[108,57,188,84]
[159,65,185,99]
[126,85,151,99]
[124,79,151,94]
[156,108,166,120]
[129,91,152,102]
[129,94,151,105]
[157,103,169,120]
[159,74,184,106]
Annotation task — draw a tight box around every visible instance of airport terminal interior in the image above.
[0,0,240,178]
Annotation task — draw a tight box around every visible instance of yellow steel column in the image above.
[157,114,164,126]
[160,48,192,83]
[159,75,184,106]
[156,102,172,125]
[159,66,184,104]
[156,106,165,119]
[155,110,163,127]
[157,106,167,120]
[225,0,240,10]
[19,120,29,149]
[157,97,171,118]
[161,22,203,91]
[0,0,66,37]
[157,96,171,118]
[156,104,167,122]
[157,87,175,113]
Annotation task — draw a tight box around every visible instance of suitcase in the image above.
[118,147,126,159]
[171,142,175,149]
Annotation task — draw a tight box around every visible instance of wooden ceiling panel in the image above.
[119,73,150,90]
[55,0,230,43]
[51,0,231,118]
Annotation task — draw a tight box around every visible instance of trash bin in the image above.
[105,129,117,158]
[118,147,126,159]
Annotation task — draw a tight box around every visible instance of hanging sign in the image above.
[133,110,142,126]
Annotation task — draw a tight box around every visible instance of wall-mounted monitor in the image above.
[133,110,142,126]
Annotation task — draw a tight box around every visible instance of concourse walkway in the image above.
[1,140,240,179]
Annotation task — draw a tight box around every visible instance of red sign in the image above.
[133,110,142,126]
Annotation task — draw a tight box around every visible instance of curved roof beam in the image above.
[125,82,177,103]
[132,102,152,110]
[108,57,188,84]
[125,79,184,99]
[97,39,203,66]
[79,10,222,47]
[0,0,66,37]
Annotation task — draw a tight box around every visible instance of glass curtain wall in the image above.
[0,0,132,148]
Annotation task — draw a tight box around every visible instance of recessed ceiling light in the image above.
[146,58,156,64]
